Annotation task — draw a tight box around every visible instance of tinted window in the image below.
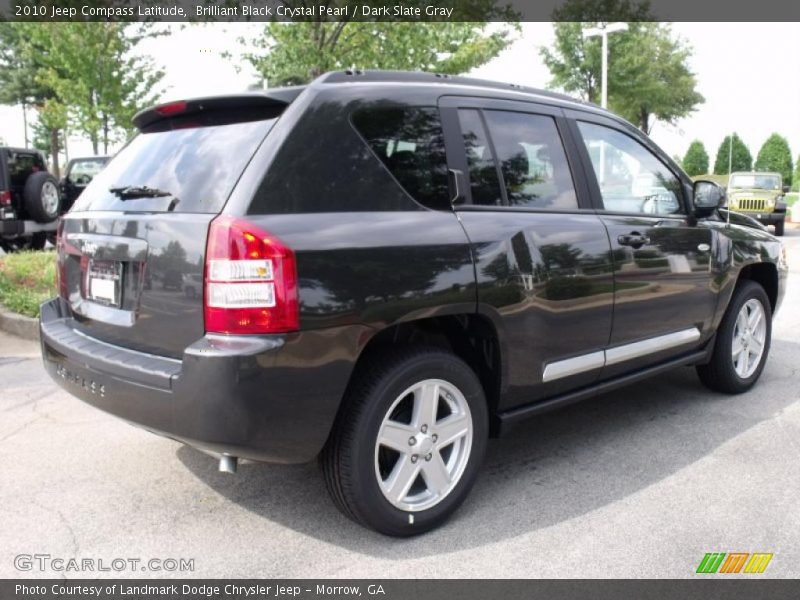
[352,107,449,210]
[72,118,276,213]
[577,122,683,215]
[483,111,577,209]
[68,158,107,183]
[8,152,45,189]
[457,109,503,206]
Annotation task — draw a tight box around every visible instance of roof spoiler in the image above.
[132,87,305,130]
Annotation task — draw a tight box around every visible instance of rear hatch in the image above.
[58,93,298,358]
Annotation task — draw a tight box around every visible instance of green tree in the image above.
[31,23,165,154]
[237,16,518,86]
[793,155,800,192]
[713,133,752,175]
[754,133,793,187]
[0,23,67,174]
[682,140,709,176]
[540,0,703,133]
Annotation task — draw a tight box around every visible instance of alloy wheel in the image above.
[732,298,767,379]
[374,378,473,512]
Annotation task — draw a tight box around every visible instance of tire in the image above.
[322,347,488,536]
[28,232,47,250]
[774,219,784,236]
[23,171,61,223]
[697,280,772,394]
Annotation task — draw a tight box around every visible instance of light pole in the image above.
[582,22,628,109]
[583,22,628,185]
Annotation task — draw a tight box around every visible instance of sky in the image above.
[1,22,798,165]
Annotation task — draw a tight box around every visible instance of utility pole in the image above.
[582,22,629,109]
[583,22,628,185]
[22,103,28,148]
[727,134,733,226]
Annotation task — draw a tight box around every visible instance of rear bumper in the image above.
[736,211,785,225]
[39,298,360,463]
[0,218,57,235]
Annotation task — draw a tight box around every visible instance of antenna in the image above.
[727,133,733,227]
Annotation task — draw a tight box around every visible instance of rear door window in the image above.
[352,107,450,210]
[482,110,578,210]
[457,109,503,207]
[72,116,277,213]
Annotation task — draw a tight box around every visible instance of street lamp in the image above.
[582,22,628,109]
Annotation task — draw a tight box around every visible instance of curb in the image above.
[0,307,40,341]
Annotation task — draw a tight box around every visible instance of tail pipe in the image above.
[219,455,238,474]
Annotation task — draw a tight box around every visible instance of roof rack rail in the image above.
[318,69,582,105]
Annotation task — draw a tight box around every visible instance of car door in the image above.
[566,111,717,378]
[440,96,615,409]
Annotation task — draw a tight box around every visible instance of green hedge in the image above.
[0,251,57,318]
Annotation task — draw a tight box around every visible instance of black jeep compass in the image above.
[40,70,788,536]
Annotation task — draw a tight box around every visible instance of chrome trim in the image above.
[605,328,701,366]
[542,351,605,383]
[542,327,701,381]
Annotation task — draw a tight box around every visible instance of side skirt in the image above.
[494,336,715,436]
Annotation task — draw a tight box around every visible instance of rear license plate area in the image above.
[86,260,123,307]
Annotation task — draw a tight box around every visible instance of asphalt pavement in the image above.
[1,227,799,578]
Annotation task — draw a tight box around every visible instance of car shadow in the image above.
[176,337,800,557]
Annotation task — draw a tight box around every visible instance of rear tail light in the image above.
[56,218,67,296]
[0,190,10,206]
[204,215,298,334]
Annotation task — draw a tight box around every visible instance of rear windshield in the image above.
[71,117,276,213]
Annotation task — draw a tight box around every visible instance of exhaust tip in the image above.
[219,455,238,474]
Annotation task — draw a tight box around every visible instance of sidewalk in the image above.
[0,329,40,358]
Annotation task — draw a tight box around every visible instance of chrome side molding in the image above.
[542,327,702,382]
[542,351,605,383]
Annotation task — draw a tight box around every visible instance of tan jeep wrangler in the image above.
[727,171,789,236]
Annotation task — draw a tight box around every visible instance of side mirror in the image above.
[693,180,726,217]
[782,185,790,194]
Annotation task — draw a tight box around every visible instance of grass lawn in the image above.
[0,251,57,318]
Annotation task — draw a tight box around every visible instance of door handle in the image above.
[448,169,466,206]
[617,232,650,248]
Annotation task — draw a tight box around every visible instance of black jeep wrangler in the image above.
[40,71,788,536]
[0,146,61,252]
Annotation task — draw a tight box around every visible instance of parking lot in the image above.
[1,227,798,579]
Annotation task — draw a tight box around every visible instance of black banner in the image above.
[4,580,800,600]
[2,0,800,22]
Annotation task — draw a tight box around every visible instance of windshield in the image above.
[729,174,781,190]
[72,117,277,213]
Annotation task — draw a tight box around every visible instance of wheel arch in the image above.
[339,313,506,437]
[737,262,778,313]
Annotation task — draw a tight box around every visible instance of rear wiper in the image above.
[109,185,173,199]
